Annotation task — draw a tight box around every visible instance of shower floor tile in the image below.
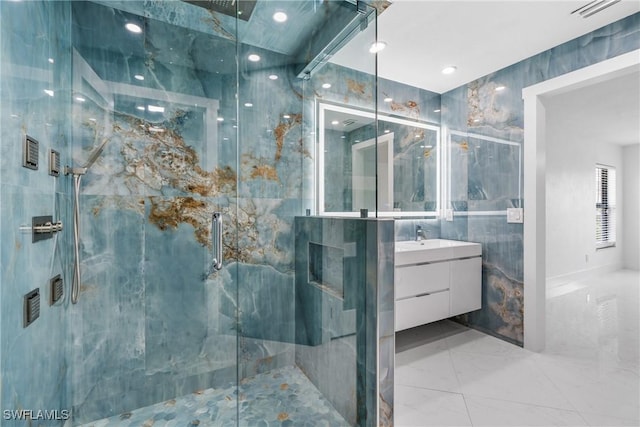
[80,366,348,427]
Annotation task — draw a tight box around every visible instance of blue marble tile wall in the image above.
[441,13,640,345]
[65,0,387,423]
[0,1,73,424]
[66,2,244,422]
[370,219,395,427]
[294,217,394,426]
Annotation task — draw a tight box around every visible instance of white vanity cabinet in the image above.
[449,257,482,316]
[394,239,482,332]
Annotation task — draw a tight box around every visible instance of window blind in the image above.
[595,165,616,248]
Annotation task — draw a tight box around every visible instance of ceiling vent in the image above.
[571,0,621,18]
[342,119,357,127]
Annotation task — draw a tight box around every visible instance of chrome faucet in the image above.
[416,225,425,241]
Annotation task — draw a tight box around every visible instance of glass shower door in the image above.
[235,1,381,425]
[68,1,240,423]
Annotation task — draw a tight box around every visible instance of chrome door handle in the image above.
[211,212,223,271]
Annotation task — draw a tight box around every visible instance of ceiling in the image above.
[545,70,640,146]
[331,0,640,94]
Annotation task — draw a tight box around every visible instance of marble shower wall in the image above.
[66,0,382,423]
[0,1,73,424]
[441,13,640,345]
[294,217,394,427]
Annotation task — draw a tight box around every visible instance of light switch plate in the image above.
[507,208,523,223]
[445,209,454,222]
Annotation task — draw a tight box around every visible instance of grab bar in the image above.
[211,212,223,271]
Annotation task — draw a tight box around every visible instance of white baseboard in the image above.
[546,263,623,289]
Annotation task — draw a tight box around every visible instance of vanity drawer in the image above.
[395,261,449,299]
[395,290,450,331]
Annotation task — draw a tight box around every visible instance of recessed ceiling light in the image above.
[384,97,393,103]
[322,83,332,89]
[136,106,146,111]
[223,137,229,141]
[125,23,142,34]
[89,118,96,122]
[283,114,291,119]
[442,66,457,75]
[248,54,260,62]
[44,89,54,97]
[48,58,54,64]
[134,74,144,81]
[331,120,339,125]
[244,102,253,107]
[273,11,287,23]
[434,109,441,113]
[217,117,224,122]
[75,96,86,102]
[147,105,164,113]
[384,129,390,133]
[495,85,506,91]
[341,136,346,139]
[149,126,164,133]
[473,118,480,123]
[355,140,360,143]
[369,41,387,53]
[10,114,19,118]
[268,74,278,80]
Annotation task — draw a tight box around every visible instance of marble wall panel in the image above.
[442,13,640,346]
[64,1,379,422]
[0,1,73,424]
[372,220,395,427]
[294,217,394,426]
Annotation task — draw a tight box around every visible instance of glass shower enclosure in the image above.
[0,0,382,425]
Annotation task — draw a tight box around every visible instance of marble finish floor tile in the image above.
[80,366,348,427]
[463,395,588,426]
[395,336,461,393]
[449,350,575,410]
[394,385,471,427]
[394,269,640,426]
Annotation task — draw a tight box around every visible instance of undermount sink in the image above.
[395,239,481,265]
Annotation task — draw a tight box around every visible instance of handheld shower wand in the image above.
[65,137,110,304]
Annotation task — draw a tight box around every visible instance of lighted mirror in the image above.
[318,102,440,217]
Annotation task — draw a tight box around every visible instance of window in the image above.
[595,164,616,249]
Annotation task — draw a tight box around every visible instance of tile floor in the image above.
[395,269,640,426]
[80,366,348,427]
